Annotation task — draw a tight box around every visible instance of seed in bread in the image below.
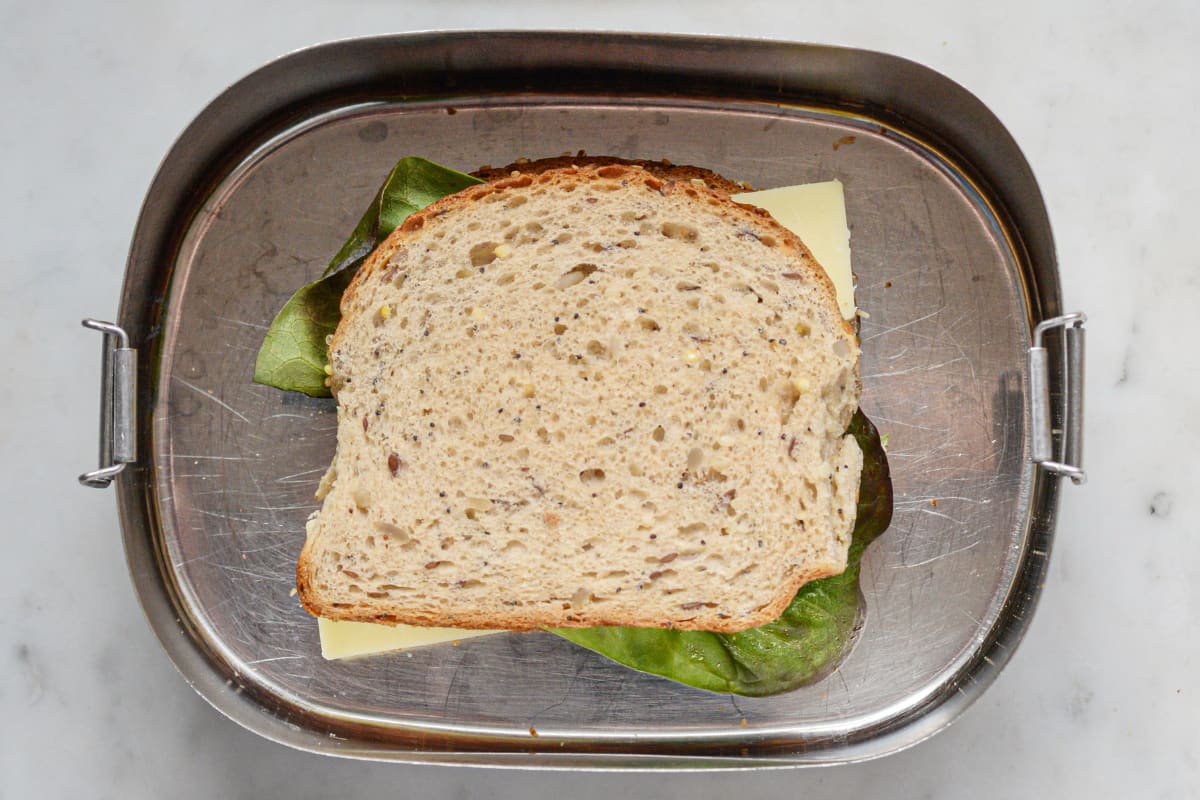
[296,163,862,633]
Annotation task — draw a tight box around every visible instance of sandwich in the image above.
[255,155,892,694]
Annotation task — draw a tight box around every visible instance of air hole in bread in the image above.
[638,317,661,332]
[372,520,409,542]
[469,242,500,267]
[652,425,666,443]
[585,339,607,357]
[579,468,606,484]
[660,221,698,242]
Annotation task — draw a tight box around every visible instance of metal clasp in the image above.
[80,319,137,488]
[1029,312,1086,485]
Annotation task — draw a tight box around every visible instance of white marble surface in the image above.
[3,1,1197,797]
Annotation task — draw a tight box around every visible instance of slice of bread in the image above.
[296,163,862,633]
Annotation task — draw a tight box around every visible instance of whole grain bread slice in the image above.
[297,162,862,633]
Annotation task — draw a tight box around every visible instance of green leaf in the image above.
[552,410,893,697]
[322,156,485,278]
[252,267,357,397]
[253,157,484,395]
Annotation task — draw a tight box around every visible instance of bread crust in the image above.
[299,161,859,633]
[471,154,750,193]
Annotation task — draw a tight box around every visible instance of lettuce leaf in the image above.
[253,157,483,396]
[552,411,893,696]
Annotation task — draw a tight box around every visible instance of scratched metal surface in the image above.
[124,34,1061,765]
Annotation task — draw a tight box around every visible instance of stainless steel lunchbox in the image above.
[80,32,1085,768]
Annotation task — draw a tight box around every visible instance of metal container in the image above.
[82,32,1086,767]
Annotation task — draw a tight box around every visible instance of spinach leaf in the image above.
[251,268,357,397]
[253,157,483,396]
[553,411,893,696]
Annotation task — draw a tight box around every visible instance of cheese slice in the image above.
[316,178,855,659]
[735,180,855,320]
[318,617,495,660]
